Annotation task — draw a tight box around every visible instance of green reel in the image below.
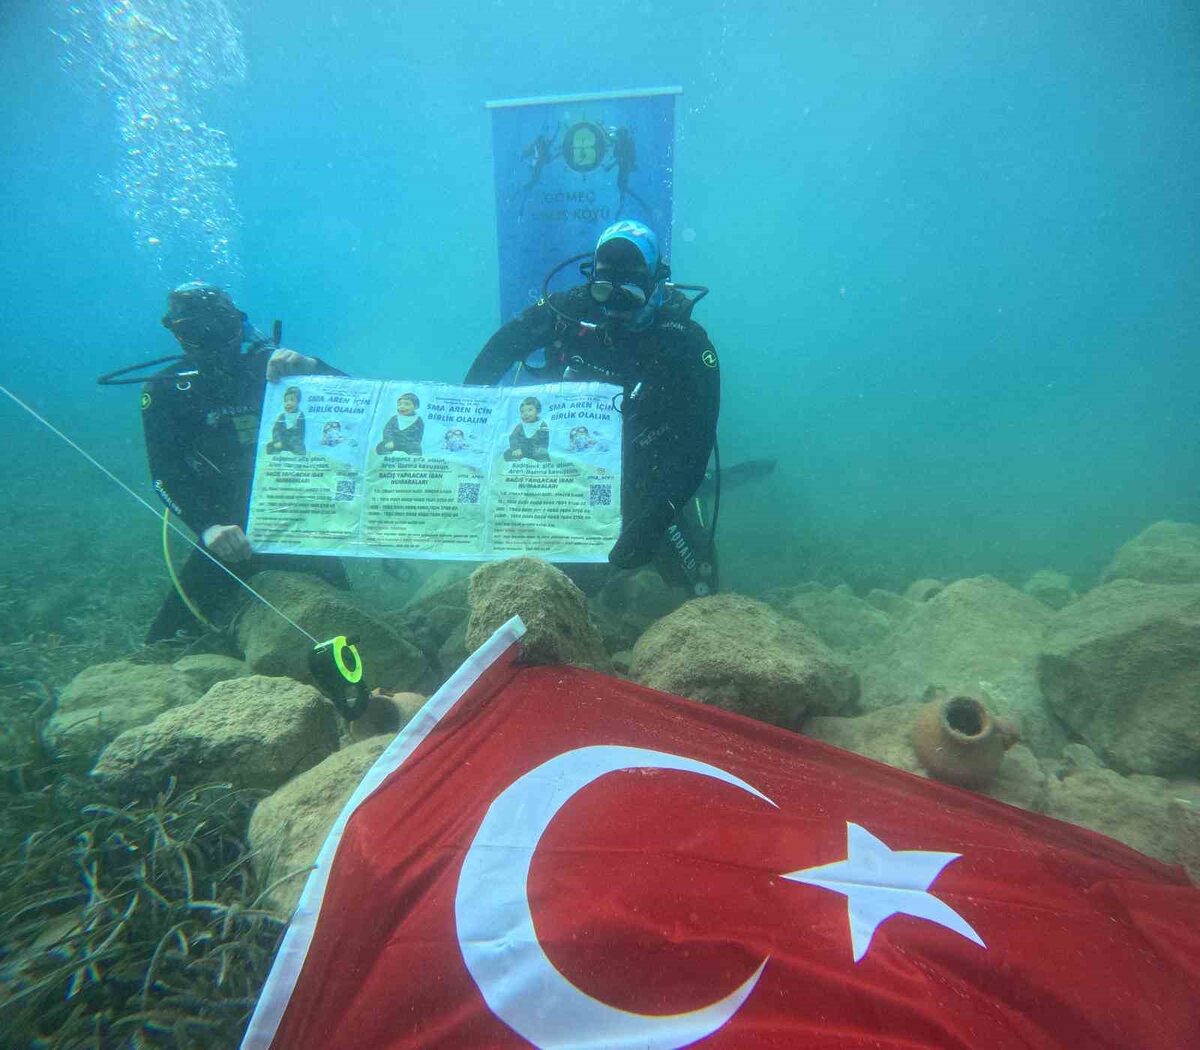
[308,635,370,721]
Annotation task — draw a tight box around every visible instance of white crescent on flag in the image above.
[454,745,776,1050]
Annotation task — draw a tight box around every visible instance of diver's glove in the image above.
[609,500,676,570]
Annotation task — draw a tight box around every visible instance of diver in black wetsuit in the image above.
[141,282,348,642]
[606,126,651,220]
[465,220,720,594]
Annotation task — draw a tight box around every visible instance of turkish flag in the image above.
[243,619,1200,1049]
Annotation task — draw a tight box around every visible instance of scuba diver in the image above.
[514,129,559,216]
[137,282,348,642]
[606,125,651,220]
[465,219,720,594]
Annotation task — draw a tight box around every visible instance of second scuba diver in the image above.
[465,220,720,594]
[140,282,349,642]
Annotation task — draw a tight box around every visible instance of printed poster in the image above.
[247,376,621,562]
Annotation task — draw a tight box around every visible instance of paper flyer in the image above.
[246,377,622,562]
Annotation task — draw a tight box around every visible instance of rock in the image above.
[859,576,1065,756]
[1022,570,1076,610]
[347,690,425,744]
[805,704,1047,812]
[438,621,470,677]
[806,703,925,775]
[1043,745,1177,863]
[466,558,610,670]
[629,594,859,728]
[865,589,914,619]
[592,567,691,653]
[1038,580,1200,777]
[237,571,426,691]
[987,745,1049,813]
[762,580,821,607]
[172,654,250,695]
[398,566,472,655]
[1171,797,1200,885]
[90,675,340,799]
[904,578,945,602]
[611,649,634,676]
[776,584,891,657]
[1058,741,1107,770]
[1102,520,1200,585]
[406,563,476,608]
[249,734,392,916]
[47,661,201,757]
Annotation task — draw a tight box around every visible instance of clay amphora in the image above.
[912,692,1018,789]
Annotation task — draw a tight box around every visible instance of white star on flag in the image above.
[783,822,985,962]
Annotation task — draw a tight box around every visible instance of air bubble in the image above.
[56,0,246,280]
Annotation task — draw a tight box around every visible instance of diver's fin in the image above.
[699,458,776,496]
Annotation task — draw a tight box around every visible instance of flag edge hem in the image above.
[239,615,528,1050]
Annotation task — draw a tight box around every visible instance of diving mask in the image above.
[161,283,244,351]
[589,272,652,312]
[163,313,242,350]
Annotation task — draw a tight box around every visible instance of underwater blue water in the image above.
[1,0,1198,591]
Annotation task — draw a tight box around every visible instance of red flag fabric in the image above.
[243,618,1200,1049]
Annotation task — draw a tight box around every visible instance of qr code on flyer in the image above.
[588,483,613,507]
[334,479,356,502]
[457,481,481,505]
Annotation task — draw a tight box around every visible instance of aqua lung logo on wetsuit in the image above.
[153,480,182,516]
[205,404,257,426]
[204,404,260,444]
[232,414,258,444]
[667,523,713,596]
[702,348,718,368]
[633,422,670,449]
[566,355,622,381]
[666,524,697,572]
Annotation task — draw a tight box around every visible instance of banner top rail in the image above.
[484,86,683,110]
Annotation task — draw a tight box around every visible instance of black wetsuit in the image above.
[465,286,721,592]
[142,342,348,641]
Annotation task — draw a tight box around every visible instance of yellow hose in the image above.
[161,508,214,629]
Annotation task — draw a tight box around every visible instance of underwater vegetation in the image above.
[0,498,167,693]
[0,712,286,1048]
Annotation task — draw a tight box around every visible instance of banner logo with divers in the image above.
[562,122,607,173]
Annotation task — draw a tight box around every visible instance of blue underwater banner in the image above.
[486,87,680,323]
